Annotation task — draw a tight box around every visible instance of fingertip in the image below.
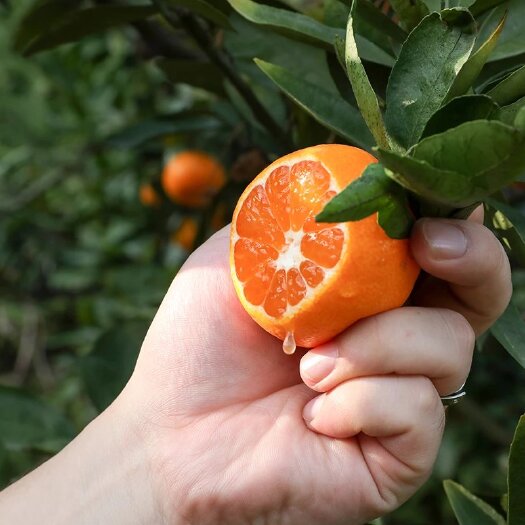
[303,394,325,429]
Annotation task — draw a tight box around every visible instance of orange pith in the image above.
[230,144,420,349]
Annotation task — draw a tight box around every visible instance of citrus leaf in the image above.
[491,303,525,369]
[255,59,374,150]
[343,1,390,150]
[412,120,525,177]
[227,0,343,50]
[377,148,473,207]
[443,480,506,525]
[487,0,525,62]
[486,197,525,266]
[19,5,158,56]
[106,114,222,149]
[384,9,477,149]
[80,322,148,412]
[162,0,231,28]
[13,0,80,53]
[156,58,226,96]
[447,14,506,101]
[498,96,525,126]
[317,163,413,239]
[508,415,525,525]
[488,65,525,106]
[226,0,393,66]
[388,0,430,32]
[421,95,499,139]
[0,386,75,451]
[470,0,507,17]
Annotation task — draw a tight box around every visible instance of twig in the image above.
[152,1,293,150]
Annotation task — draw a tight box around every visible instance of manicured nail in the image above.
[422,220,468,259]
[300,345,338,385]
[303,394,325,424]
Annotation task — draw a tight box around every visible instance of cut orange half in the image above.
[230,144,420,350]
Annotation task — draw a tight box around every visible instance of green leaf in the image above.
[469,0,507,17]
[421,95,499,139]
[487,0,525,62]
[342,1,390,150]
[491,304,525,369]
[156,58,226,96]
[317,163,413,239]
[447,14,506,101]
[377,122,525,208]
[508,415,525,525]
[412,120,525,176]
[106,114,222,149]
[13,0,80,53]
[162,0,231,28]
[498,96,525,126]
[227,0,343,50]
[486,197,525,265]
[18,5,158,56]
[226,0,393,66]
[0,386,74,451]
[378,148,472,207]
[80,322,148,412]
[255,59,374,150]
[388,0,430,32]
[384,10,477,149]
[443,480,506,525]
[488,65,525,106]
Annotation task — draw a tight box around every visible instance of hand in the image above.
[0,211,511,525]
[123,209,511,524]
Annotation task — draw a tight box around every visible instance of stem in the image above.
[152,1,292,151]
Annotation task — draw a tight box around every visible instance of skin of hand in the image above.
[0,211,512,525]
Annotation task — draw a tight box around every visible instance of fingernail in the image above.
[300,345,338,385]
[303,394,325,424]
[421,220,468,259]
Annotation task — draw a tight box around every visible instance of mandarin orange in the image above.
[162,151,225,208]
[139,184,161,207]
[171,217,198,251]
[230,144,420,350]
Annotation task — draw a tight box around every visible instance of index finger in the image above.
[410,216,512,335]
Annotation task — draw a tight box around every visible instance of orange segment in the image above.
[234,238,278,282]
[300,260,325,288]
[287,268,307,306]
[230,144,420,348]
[265,166,291,232]
[264,270,287,317]
[290,161,330,231]
[236,185,285,249]
[301,228,344,269]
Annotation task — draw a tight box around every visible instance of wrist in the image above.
[0,394,161,525]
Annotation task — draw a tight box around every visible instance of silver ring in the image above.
[440,382,466,407]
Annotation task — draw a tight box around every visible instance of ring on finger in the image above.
[440,382,466,407]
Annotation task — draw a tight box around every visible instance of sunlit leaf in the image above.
[384,9,477,149]
[342,1,390,149]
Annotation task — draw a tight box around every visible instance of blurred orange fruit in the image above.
[171,218,198,251]
[162,151,226,208]
[139,184,161,207]
[230,144,420,350]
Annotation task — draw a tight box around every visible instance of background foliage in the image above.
[1,1,525,524]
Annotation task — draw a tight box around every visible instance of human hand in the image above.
[0,211,511,525]
[120,209,511,524]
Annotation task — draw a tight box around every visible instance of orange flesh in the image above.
[233,160,344,319]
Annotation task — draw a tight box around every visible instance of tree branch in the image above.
[152,1,293,150]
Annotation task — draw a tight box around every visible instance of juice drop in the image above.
[282,331,296,355]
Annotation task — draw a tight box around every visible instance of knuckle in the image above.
[414,377,442,418]
[439,309,475,356]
